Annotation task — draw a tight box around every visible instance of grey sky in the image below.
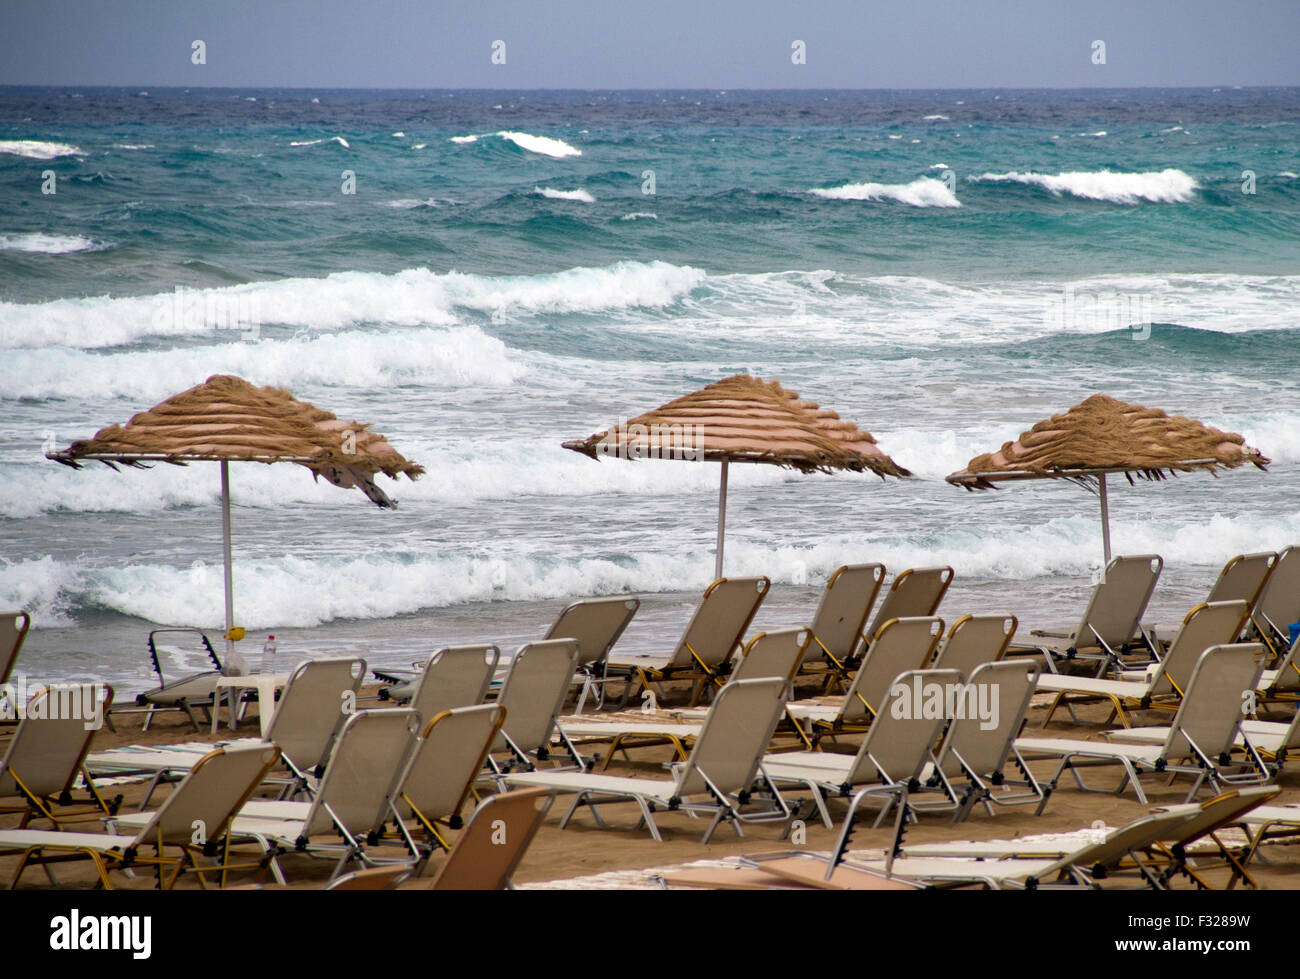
[2,0,1297,89]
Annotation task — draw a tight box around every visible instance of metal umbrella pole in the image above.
[714,457,729,580]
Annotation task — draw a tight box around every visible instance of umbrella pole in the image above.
[220,461,236,659]
[715,458,729,581]
[1098,473,1112,564]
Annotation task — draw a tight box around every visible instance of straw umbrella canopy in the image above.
[47,374,423,656]
[946,394,1268,562]
[564,373,911,578]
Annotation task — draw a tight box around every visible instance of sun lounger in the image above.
[930,613,1017,679]
[324,864,414,890]
[544,596,641,712]
[169,708,421,884]
[385,645,499,721]
[1009,554,1163,675]
[1252,544,1300,656]
[0,610,30,688]
[128,628,227,732]
[1108,694,1300,770]
[505,676,791,842]
[919,659,1044,820]
[785,616,943,746]
[557,628,812,767]
[1035,600,1248,728]
[796,563,885,690]
[487,639,585,778]
[0,684,120,827]
[1016,643,1270,810]
[1145,552,1276,645]
[608,576,770,708]
[761,668,961,830]
[860,567,953,658]
[86,656,366,805]
[2,742,281,889]
[423,787,554,890]
[1258,632,1300,704]
[385,703,505,861]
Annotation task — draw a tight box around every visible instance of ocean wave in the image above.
[0,139,82,159]
[451,131,581,157]
[113,143,154,150]
[0,260,705,350]
[0,233,99,254]
[807,176,960,207]
[534,186,595,203]
[289,136,350,148]
[620,212,657,220]
[969,168,1198,203]
[922,114,950,121]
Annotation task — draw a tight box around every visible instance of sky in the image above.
[1,0,1298,89]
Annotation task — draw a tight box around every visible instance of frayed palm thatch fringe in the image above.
[949,394,1268,490]
[47,374,423,507]
[564,373,911,477]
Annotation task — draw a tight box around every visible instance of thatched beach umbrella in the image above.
[47,374,423,656]
[946,394,1268,562]
[564,374,911,578]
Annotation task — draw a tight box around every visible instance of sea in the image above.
[1,86,1297,694]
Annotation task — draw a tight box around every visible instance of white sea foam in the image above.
[620,212,657,220]
[0,139,82,159]
[969,168,1198,203]
[0,233,98,254]
[1077,130,1108,137]
[1279,171,1298,179]
[534,186,595,203]
[808,176,961,207]
[451,131,581,157]
[113,143,154,150]
[289,136,350,148]
[0,261,706,350]
[922,114,949,121]
[450,135,479,144]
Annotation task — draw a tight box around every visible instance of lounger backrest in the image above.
[396,703,505,824]
[492,639,580,754]
[1161,643,1265,760]
[0,684,112,800]
[428,787,553,890]
[864,567,953,643]
[1267,634,1300,695]
[665,576,770,671]
[0,610,31,686]
[1155,600,1250,698]
[134,742,281,846]
[410,645,499,724]
[841,616,944,724]
[1039,806,1202,881]
[1164,786,1280,848]
[1208,552,1277,613]
[674,677,787,799]
[731,629,811,686]
[266,656,366,774]
[305,708,420,838]
[934,660,1038,779]
[848,668,961,785]
[545,597,640,669]
[1073,554,1162,649]
[930,614,1017,680]
[807,564,885,664]
[1255,545,1300,640]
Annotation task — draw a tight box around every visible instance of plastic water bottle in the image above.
[260,635,277,675]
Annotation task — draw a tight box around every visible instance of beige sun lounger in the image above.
[608,576,770,708]
[930,613,1017,679]
[423,787,554,890]
[1010,554,1163,674]
[0,610,30,689]
[1258,632,1300,704]
[386,703,505,861]
[87,656,366,805]
[762,668,960,830]
[1017,643,1270,810]
[1035,600,1248,728]
[1252,544,1300,657]
[558,628,812,767]
[391,645,499,722]
[2,742,281,889]
[0,684,118,828]
[544,596,641,712]
[487,639,584,778]
[861,567,953,655]
[796,563,885,690]
[1145,552,1276,645]
[155,708,422,884]
[505,677,791,842]
[785,616,943,746]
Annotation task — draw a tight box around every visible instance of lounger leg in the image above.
[635,799,662,842]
